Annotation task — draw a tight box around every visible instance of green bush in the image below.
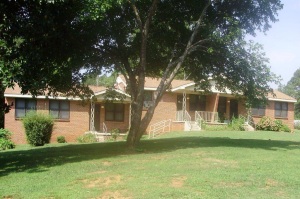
[279,124,291,132]
[256,116,291,132]
[228,117,245,131]
[22,112,54,146]
[110,128,120,141]
[0,129,15,150]
[77,133,97,143]
[57,136,66,143]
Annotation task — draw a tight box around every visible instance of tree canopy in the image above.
[1,0,283,146]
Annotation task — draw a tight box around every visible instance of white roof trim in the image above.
[4,94,81,100]
[268,98,297,103]
[144,87,157,91]
[93,88,131,98]
[171,82,195,92]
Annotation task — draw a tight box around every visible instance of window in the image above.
[49,100,70,119]
[275,102,288,118]
[143,91,153,109]
[251,104,266,116]
[15,99,37,118]
[105,103,124,122]
[189,94,206,111]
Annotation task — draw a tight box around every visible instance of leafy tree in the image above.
[0,0,97,127]
[1,0,283,147]
[81,0,282,147]
[279,68,300,118]
[84,73,118,87]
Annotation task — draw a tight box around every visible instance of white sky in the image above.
[247,0,300,88]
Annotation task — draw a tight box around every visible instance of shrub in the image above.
[22,112,54,146]
[57,136,66,143]
[0,129,15,150]
[110,128,120,141]
[256,116,275,131]
[77,133,97,143]
[256,116,291,132]
[228,117,245,131]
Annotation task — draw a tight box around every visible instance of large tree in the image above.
[1,0,282,147]
[0,0,98,127]
[81,0,282,147]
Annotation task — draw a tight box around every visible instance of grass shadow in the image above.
[1,135,299,177]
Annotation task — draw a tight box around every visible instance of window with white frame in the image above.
[105,103,124,122]
[15,98,37,118]
[49,100,70,119]
[251,104,266,116]
[275,102,288,118]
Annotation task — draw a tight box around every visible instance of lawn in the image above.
[1,131,300,199]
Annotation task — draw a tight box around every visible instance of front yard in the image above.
[1,131,300,198]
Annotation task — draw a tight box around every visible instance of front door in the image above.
[94,104,101,131]
[230,99,238,119]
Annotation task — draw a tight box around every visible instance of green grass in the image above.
[1,131,300,198]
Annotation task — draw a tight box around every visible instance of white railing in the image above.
[102,122,107,134]
[195,111,202,129]
[196,111,218,123]
[245,114,255,129]
[176,110,184,121]
[148,119,171,138]
[184,110,192,130]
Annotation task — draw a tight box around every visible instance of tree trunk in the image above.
[0,86,5,129]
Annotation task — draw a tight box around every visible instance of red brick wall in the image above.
[5,98,91,144]
[252,101,295,131]
[98,103,130,133]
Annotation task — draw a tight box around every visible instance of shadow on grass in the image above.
[0,136,299,177]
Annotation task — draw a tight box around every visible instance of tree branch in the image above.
[128,0,143,30]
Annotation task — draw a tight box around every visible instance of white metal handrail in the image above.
[184,110,192,130]
[103,122,107,134]
[196,111,218,123]
[195,111,202,129]
[148,119,171,138]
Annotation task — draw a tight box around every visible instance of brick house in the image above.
[4,77,296,144]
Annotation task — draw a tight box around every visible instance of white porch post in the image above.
[182,92,186,120]
[90,101,95,131]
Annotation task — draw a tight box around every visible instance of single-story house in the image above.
[4,76,296,144]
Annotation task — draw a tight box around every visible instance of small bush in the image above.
[280,124,291,132]
[256,116,291,132]
[22,112,54,146]
[228,117,245,131]
[57,136,66,143]
[0,129,15,150]
[110,128,120,141]
[77,133,97,143]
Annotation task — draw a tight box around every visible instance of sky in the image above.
[247,0,300,89]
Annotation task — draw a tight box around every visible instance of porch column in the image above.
[182,92,186,119]
[90,101,95,131]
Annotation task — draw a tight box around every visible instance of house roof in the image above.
[4,84,131,102]
[117,75,195,91]
[268,90,297,103]
[144,77,194,90]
